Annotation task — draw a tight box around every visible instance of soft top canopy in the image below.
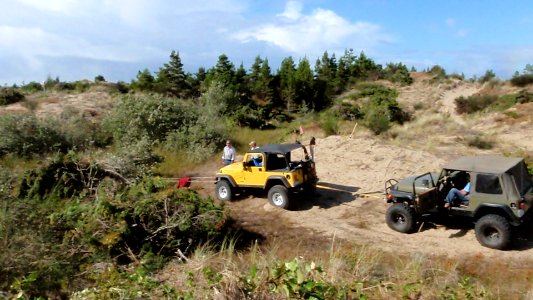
[443,155,524,174]
[248,143,305,154]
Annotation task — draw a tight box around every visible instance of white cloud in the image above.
[234,3,392,55]
[277,1,303,20]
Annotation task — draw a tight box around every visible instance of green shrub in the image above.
[455,95,497,114]
[0,87,25,105]
[3,153,228,297]
[365,105,391,135]
[318,110,339,135]
[20,81,44,93]
[466,136,493,149]
[510,73,533,87]
[0,114,71,157]
[102,94,196,145]
[337,102,363,120]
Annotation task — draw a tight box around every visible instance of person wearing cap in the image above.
[221,140,236,165]
[249,141,262,166]
[249,141,259,150]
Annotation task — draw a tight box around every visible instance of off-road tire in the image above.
[215,180,233,201]
[475,214,511,250]
[268,185,290,209]
[386,203,417,233]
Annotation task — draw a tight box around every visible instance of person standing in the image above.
[221,140,236,165]
[309,137,316,161]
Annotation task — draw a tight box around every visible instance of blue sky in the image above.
[1,0,532,85]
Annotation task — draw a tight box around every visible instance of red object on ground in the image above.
[176,176,191,188]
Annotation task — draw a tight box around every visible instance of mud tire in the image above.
[386,203,417,233]
[475,214,511,250]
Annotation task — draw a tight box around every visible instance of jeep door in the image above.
[243,153,267,186]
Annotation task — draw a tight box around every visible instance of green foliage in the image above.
[479,69,497,83]
[1,152,228,297]
[0,114,70,157]
[428,65,447,82]
[336,102,363,120]
[454,95,497,114]
[102,94,195,145]
[383,62,413,85]
[466,136,493,150]
[0,87,25,105]
[356,84,410,134]
[365,105,391,135]
[455,91,532,114]
[94,75,106,82]
[318,110,339,136]
[131,69,155,91]
[510,74,533,87]
[20,81,44,93]
[268,258,346,299]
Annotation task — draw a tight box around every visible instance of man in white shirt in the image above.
[221,140,236,165]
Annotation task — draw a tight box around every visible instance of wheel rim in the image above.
[219,186,228,198]
[394,213,406,224]
[272,193,284,206]
[484,227,500,240]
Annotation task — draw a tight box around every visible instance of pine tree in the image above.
[278,56,297,113]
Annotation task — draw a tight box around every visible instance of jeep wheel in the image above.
[215,180,233,201]
[385,203,417,233]
[268,185,290,209]
[475,214,511,250]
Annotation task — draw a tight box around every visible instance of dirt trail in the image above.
[439,81,480,124]
[217,133,533,263]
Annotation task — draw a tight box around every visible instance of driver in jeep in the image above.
[444,172,470,208]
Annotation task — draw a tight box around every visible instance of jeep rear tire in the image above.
[215,180,233,201]
[475,214,511,250]
[386,203,417,233]
[268,185,290,209]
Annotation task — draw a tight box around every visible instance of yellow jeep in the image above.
[215,143,318,209]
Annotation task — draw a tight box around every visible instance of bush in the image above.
[318,110,339,135]
[467,136,493,149]
[455,95,497,114]
[3,154,228,298]
[102,94,196,145]
[510,74,533,87]
[20,81,44,93]
[0,114,71,157]
[365,105,391,135]
[0,87,25,105]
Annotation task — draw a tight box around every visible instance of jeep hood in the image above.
[218,162,243,174]
[395,172,439,194]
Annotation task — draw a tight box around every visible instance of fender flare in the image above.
[215,175,237,187]
[265,176,291,189]
[474,204,520,226]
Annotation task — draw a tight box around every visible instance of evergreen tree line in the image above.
[130,49,413,126]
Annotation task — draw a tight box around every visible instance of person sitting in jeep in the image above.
[444,172,470,208]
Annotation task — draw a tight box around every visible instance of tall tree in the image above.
[131,69,155,91]
[156,50,189,97]
[314,51,337,110]
[278,56,297,113]
[294,57,314,111]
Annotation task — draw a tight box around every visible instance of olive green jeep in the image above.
[385,155,533,249]
[215,143,318,209]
